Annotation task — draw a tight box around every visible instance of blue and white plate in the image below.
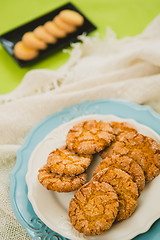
[10,99,160,240]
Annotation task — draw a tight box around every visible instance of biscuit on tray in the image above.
[13,41,39,61]
[59,9,84,26]
[53,16,76,33]
[22,32,47,50]
[34,26,57,44]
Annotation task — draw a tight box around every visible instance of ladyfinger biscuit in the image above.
[13,41,39,61]
[59,10,84,26]
[44,21,67,38]
[34,26,57,44]
[22,32,47,50]
[53,16,76,33]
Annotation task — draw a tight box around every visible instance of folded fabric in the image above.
[1,14,160,240]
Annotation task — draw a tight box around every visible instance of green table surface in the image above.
[0,0,160,94]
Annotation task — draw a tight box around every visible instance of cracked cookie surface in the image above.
[94,155,145,194]
[101,132,160,182]
[47,146,92,176]
[69,180,119,235]
[109,121,138,140]
[93,167,139,222]
[38,164,87,192]
[66,120,115,155]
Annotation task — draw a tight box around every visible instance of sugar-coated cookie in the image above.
[101,122,138,159]
[53,16,76,33]
[34,26,57,44]
[47,146,92,176]
[94,155,145,194]
[110,121,138,141]
[101,132,160,182]
[93,167,139,222]
[44,21,67,38]
[59,10,84,26]
[13,41,39,60]
[69,180,119,235]
[38,164,87,192]
[22,32,47,50]
[66,120,115,155]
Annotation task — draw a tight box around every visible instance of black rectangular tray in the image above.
[0,2,96,67]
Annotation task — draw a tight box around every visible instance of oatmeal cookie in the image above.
[66,120,115,155]
[38,164,87,192]
[93,155,145,194]
[69,180,119,235]
[101,132,160,182]
[93,167,139,222]
[47,146,92,176]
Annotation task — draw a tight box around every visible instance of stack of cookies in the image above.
[14,9,84,61]
[38,120,160,236]
[38,120,114,192]
[38,146,92,192]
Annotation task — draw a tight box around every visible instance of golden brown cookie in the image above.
[110,121,138,140]
[22,32,47,50]
[66,120,115,155]
[101,122,137,159]
[53,16,76,33]
[34,26,57,44]
[101,141,127,159]
[13,41,39,61]
[38,164,87,192]
[93,167,139,222]
[59,10,84,26]
[69,180,119,235]
[44,21,67,38]
[101,132,160,182]
[94,155,145,194]
[47,146,92,176]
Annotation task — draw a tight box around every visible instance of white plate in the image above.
[26,114,160,240]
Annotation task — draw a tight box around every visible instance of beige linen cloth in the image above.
[1,15,160,239]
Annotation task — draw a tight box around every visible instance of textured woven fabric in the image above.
[0,154,32,239]
[1,15,160,239]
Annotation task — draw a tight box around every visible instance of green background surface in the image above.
[0,0,160,94]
